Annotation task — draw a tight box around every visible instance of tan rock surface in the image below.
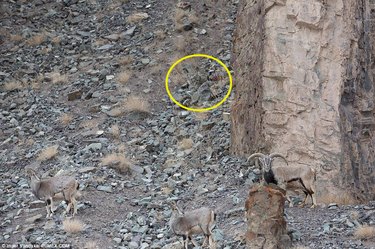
[245,184,291,249]
[231,0,375,200]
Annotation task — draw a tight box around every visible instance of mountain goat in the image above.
[169,201,216,249]
[247,153,317,208]
[26,168,80,218]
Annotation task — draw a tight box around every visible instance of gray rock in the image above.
[78,167,97,174]
[105,34,120,41]
[128,241,139,248]
[97,185,112,193]
[123,26,136,36]
[85,143,102,151]
[141,58,150,65]
[25,214,43,223]
[130,164,144,174]
[113,237,122,244]
[67,90,82,101]
[97,44,114,50]
[43,220,56,230]
[76,31,92,38]
[29,200,45,209]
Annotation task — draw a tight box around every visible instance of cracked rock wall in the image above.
[231,0,375,200]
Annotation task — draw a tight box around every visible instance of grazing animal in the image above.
[247,153,317,208]
[25,168,80,218]
[169,202,216,249]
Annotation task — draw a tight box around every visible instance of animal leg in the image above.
[72,196,77,216]
[309,181,317,208]
[189,236,199,248]
[183,235,189,249]
[286,194,294,207]
[310,192,317,208]
[49,197,55,215]
[209,235,216,249]
[45,199,52,218]
[298,191,309,207]
[65,200,72,215]
[202,235,208,247]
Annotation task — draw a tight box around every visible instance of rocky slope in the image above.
[1,0,375,248]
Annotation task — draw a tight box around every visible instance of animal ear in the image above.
[175,201,184,215]
[25,167,34,175]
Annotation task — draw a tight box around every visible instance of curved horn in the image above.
[269,153,288,165]
[246,153,266,163]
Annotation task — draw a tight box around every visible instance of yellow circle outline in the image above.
[165,54,233,112]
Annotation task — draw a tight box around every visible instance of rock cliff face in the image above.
[231,0,375,200]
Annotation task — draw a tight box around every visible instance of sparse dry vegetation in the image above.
[3,80,23,91]
[84,241,98,249]
[59,113,74,126]
[126,12,149,23]
[175,35,185,52]
[36,145,59,162]
[51,36,61,45]
[29,74,44,89]
[79,119,101,129]
[63,219,84,234]
[354,225,375,240]
[188,13,199,25]
[174,8,186,24]
[108,107,124,117]
[319,192,358,205]
[26,33,46,46]
[93,38,109,47]
[10,34,23,43]
[117,56,133,66]
[117,144,126,153]
[194,112,209,121]
[154,30,166,40]
[161,187,173,195]
[116,71,132,84]
[178,138,193,150]
[121,95,151,114]
[110,124,120,138]
[46,72,68,85]
[101,153,132,174]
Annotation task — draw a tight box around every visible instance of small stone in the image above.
[98,44,114,50]
[106,75,115,80]
[67,90,82,101]
[123,26,136,36]
[141,58,150,65]
[113,237,122,244]
[130,165,144,174]
[29,200,45,209]
[105,34,120,41]
[43,220,56,230]
[25,214,43,223]
[76,31,91,37]
[78,167,97,174]
[128,241,139,248]
[10,118,18,126]
[92,91,101,98]
[328,203,338,209]
[85,143,102,151]
[97,185,112,193]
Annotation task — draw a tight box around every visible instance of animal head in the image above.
[25,168,40,180]
[247,153,288,172]
[170,200,184,215]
